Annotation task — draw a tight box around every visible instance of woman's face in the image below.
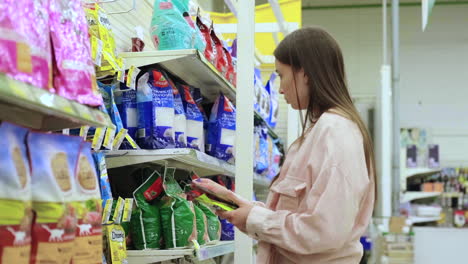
[275,60,309,110]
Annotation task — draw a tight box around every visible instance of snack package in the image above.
[193,204,208,246]
[178,84,204,152]
[131,170,163,249]
[49,0,102,106]
[136,70,176,149]
[28,133,83,264]
[197,203,221,242]
[255,126,269,175]
[165,74,187,148]
[115,89,138,140]
[0,123,32,264]
[151,0,205,52]
[196,14,215,64]
[98,82,124,132]
[0,0,52,91]
[207,94,236,163]
[159,167,196,249]
[210,28,227,75]
[265,73,278,128]
[92,152,113,206]
[73,142,102,264]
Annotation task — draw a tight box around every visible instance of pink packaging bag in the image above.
[0,0,52,91]
[49,0,103,106]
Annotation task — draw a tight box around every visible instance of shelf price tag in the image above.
[113,197,125,224]
[79,126,90,140]
[112,128,128,150]
[92,127,106,150]
[124,134,139,149]
[126,65,140,90]
[102,199,114,224]
[122,198,134,223]
[103,127,116,150]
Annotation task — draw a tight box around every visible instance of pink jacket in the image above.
[246,112,375,264]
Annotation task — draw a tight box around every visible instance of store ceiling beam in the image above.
[268,0,289,35]
[302,0,468,10]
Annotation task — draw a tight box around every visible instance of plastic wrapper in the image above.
[220,218,234,241]
[28,132,83,264]
[196,15,215,63]
[193,204,208,246]
[73,142,102,264]
[0,0,52,91]
[0,123,32,264]
[223,47,235,86]
[210,28,227,75]
[159,167,196,249]
[49,0,102,106]
[178,84,204,152]
[255,126,269,175]
[267,73,279,128]
[151,0,205,52]
[131,169,163,249]
[136,70,176,149]
[207,94,236,163]
[92,152,113,207]
[98,82,124,132]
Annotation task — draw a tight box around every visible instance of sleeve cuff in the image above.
[246,206,274,240]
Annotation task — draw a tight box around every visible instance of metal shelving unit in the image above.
[0,73,114,130]
[402,192,441,203]
[409,216,441,224]
[404,168,441,180]
[126,241,235,264]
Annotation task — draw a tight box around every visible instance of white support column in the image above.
[235,0,254,263]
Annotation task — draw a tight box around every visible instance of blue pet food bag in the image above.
[207,94,236,163]
[178,84,204,152]
[254,68,263,115]
[98,82,124,132]
[116,89,138,140]
[265,73,278,128]
[136,70,176,149]
[92,152,112,206]
[165,74,187,148]
[255,126,269,175]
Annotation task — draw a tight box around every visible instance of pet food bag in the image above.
[115,89,138,140]
[151,0,204,52]
[268,140,282,181]
[0,0,52,91]
[210,29,227,75]
[72,142,102,264]
[49,0,103,106]
[196,15,215,63]
[265,73,278,128]
[0,123,32,264]
[259,85,271,121]
[178,84,204,152]
[137,70,176,149]
[207,94,236,163]
[92,152,113,206]
[193,204,208,246]
[197,203,221,242]
[255,126,269,175]
[254,68,263,114]
[220,218,234,241]
[131,170,163,249]
[99,82,124,132]
[159,167,196,249]
[165,74,187,148]
[28,133,83,264]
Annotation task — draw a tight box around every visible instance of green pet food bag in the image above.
[197,203,221,242]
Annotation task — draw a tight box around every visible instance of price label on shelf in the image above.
[92,127,106,150]
[124,134,139,149]
[112,128,128,150]
[79,126,90,140]
[126,65,140,90]
[103,127,116,150]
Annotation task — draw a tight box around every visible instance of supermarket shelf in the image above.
[442,192,463,198]
[126,241,235,264]
[120,50,279,139]
[402,192,441,203]
[254,111,279,139]
[105,148,235,177]
[254,174,271,188]
[404,168,441,179]
[0,73,113,130]
[409,216,441,224]
[120,49,236,102]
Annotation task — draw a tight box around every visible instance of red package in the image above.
[210,28,227,76]
[223,47,235,86]
[49,0,103,106]
[196,16,215,64]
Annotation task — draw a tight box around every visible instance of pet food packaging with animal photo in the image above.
[131,169,163,250]
[159,167,197,249]
[0,123,32,264]
[0,0,52,91]
[137,70,176,149]
[49,0,102,106]
[178,84,204,152]
[28,132,83,264]
[72,142,102,264]
[207,94,236,164]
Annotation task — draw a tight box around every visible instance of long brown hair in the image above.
[274,26,376,187]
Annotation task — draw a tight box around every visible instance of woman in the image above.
[193,26,375,264]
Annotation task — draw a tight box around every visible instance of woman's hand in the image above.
[217,200,254,233]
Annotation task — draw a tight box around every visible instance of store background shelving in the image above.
[0,73,114,130]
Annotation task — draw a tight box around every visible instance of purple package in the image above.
[49,0,103,106]
[0,0,52,91]
[220,218,234,241]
